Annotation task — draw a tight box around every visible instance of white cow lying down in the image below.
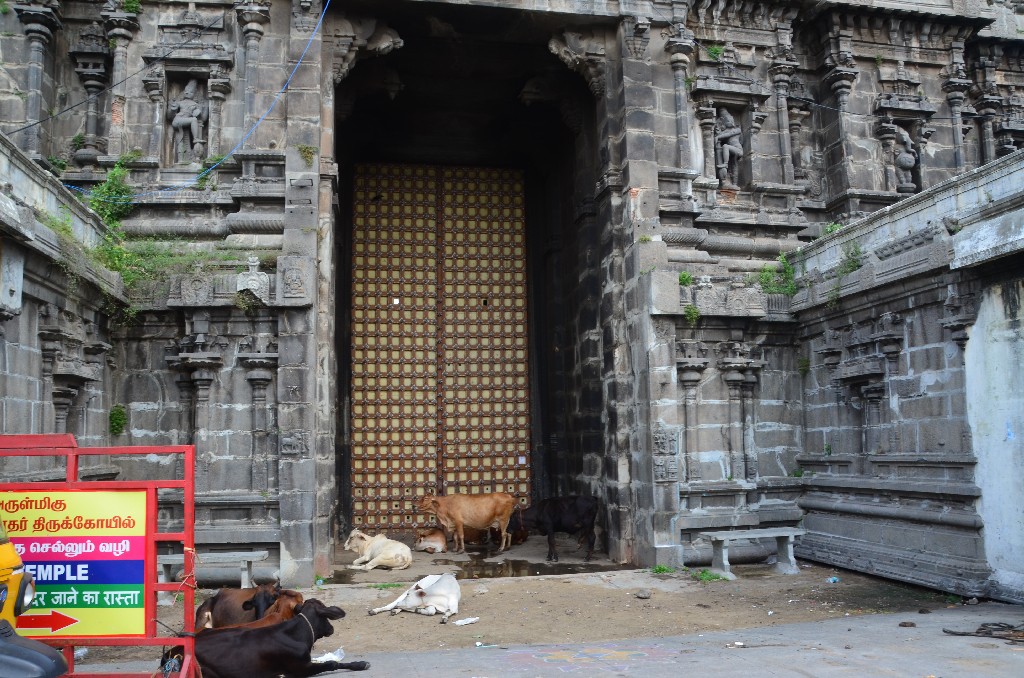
[367,573,461,623]
[344,529,413,571]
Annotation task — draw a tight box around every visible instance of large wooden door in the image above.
[349,164,531,531]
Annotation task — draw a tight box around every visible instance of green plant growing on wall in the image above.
[706,44,724,60]
[47,156,68,175]
[89,150,140,229]
[757,253,798,296]
[296,144,318,168]
[683,304,700,327]
[791,468,805,478]
[70,133,85,151]
[0,1,11,16]
[44,207,86,292]
[822,221,844,236]
[109,404,128,435]
[678,271,693,287]
[233,290,264,316]
[823,443,832,456]
[874,54,883,67]
[123,0,142,13]
[684,76,696,90]
[797,356,811,377]
[826,242,863,308]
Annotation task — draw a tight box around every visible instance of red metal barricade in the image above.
[0,434,197,677]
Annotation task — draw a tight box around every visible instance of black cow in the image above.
[517,496,599,562]
[190,598,369,677]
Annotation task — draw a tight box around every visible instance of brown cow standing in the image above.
[416,492,517,553]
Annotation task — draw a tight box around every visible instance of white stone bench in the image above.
[697,528,806,580]
[156,550,270,604]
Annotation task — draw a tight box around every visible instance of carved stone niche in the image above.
[690,44,770,191]
[874,62,937,195]
[141,8,233,167]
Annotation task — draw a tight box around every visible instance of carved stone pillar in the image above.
[208,73,232,158]
[666,24,696,172]
[14,4,62,156]
[677,343,708,483]
[243,363,276,493]
[142,70,164,160]
[695,101,718,182]
[741,367,760,480]
[102,11,139,158]
[722,364,746,481]
[70,23,110,168]
[52,386,78,434]
[769,61,797,184]
[943,44,972,170]
[235,1,271,147]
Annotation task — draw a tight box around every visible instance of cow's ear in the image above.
[430,497,440,507]
[241,599,255,611]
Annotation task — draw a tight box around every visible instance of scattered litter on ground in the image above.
[454,617,480,626]
[312,647,345,663]
[826,576,841,584]
[475,642,498,648]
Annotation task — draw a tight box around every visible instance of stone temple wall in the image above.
[1,1,1023,598]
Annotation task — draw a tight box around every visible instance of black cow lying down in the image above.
[169,598,369,678]
[517,495,599,562]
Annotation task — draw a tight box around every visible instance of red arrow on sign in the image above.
[17,610,78,632]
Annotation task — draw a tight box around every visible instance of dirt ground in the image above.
[77,534,960,667]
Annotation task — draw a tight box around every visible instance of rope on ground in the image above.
[942,621,1024,645]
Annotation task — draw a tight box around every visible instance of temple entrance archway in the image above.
[332,1,596,536]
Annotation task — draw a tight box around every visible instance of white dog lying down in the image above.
[367,573,461,623]
[344,528,413,571]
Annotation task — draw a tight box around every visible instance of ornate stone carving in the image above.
[714,108,743,188]
[236,255,270,304]
[652,424,679,482]
[893,126,919,193]
[166,78,208,164]
[548,30,607,96]
[329,16,404,84]
[180,268,214,305]
[280,430,308,456]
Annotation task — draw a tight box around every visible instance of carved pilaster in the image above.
[13,3,62,156]
[665,23,696,173]
[101,10,140,159]
[142,68,164,160]
[677,341,708,483]
[70,22,110,168]
[236,1,270,144]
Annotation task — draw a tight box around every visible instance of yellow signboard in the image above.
[1,490,147,637]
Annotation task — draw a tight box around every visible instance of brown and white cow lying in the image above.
[413,528,449,554]
[416,492,518,552]
[344,528,413,571]
[194,582,281,629]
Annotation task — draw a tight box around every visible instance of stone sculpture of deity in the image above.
[714,109,743,189]
[894,126,918,192]
[167,79,208,164]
